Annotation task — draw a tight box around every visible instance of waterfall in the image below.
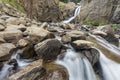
[98,49,120,80]
[62,6,81,24]
[90,34,120,80]
[56,49,97,80]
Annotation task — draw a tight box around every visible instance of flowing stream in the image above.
[90,34,120,80]
[99,50,120,80]
[56,48,97,80]
[0,50,30,80]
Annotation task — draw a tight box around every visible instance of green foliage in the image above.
[1,0,24,12]
[83,20,105,26]
[59,1,66,10]
[111,26,120,30]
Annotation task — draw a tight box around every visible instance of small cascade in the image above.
[56,48,97,80]
[11,50,31,69]
[89,34,120,55]
[62,6,81,24]
[83,58,97,80]
[98,50,120,80]
[0,64,13,80]
[0,49,31,80]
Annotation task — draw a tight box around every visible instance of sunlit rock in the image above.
[0,43,16,61]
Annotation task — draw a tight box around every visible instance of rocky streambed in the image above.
[0,2,120,80]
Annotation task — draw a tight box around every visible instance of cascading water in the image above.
[56,48,97,80]
[98,49,120,80]
[62,5,81,24]
[11,49,31,69]
[89,34,120,55]
[0,49,30,80]
[90,34,120,80]
[0,64,13,80]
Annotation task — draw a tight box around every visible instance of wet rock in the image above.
[34,39,62,61]
[81,48,100,65]
[71,40,94,50]
[7,59,18,75]
[17,39,36,59]
[0,43,16,61]
[0,62,4,69]
[7,59,18,68]
[7,59,45,80]
[42,62,69,80]
[0,30,23,43]
[25,27,54,44]
[101,25,119,46]
[18,44,36,59]
[66,30,86,41]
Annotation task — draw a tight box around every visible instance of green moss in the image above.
[59,1,66,10]
[83,20,106,26]
[111,26,120,30]
[1,0,25,12]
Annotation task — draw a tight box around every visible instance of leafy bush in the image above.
[1,0,24,12]
[83,20,105,26]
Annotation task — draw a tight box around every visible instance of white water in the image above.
[90,34,120,55]
[0,64,13,80]
[11,49,30,69]
[99,50,120,80]
[0,50,30,80]
[62,6,81,24]
[91,35,120,80]
[56,49,97,80]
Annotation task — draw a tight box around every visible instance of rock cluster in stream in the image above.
[0,2,119,80]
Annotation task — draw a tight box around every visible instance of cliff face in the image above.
[78,0,120,24]
[1,0,63,22]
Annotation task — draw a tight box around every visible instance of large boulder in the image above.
[34,39,63,61]
[24,27,54,44]
[0,29,23,43]
[62,30,86,42]
[71,40,94,50]
[0,43,16,61]
[7,59,44,80]
[81,48,100,65]
[41,62,69,80]
[78,0,120,23]
[100,25,119,46]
